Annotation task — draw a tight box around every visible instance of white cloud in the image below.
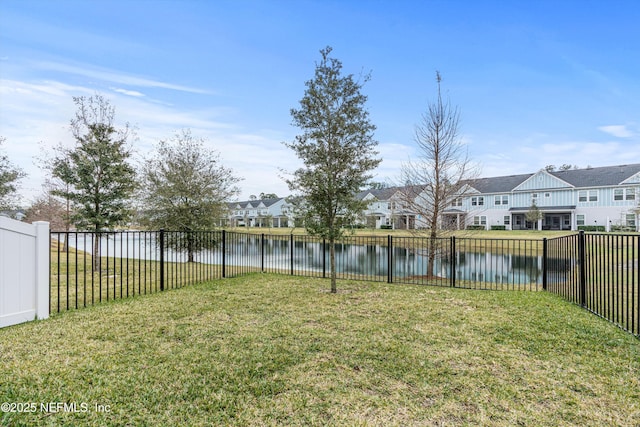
[475,133,640,179]
[33,60,213,95]
[598,125,634,138]
[111,87,145,97]
[0,77,300,203]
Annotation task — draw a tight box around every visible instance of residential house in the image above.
[228,197,293,228]
[450,164,640,231]
[358,187,417,229]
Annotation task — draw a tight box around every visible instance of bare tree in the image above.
[23,185,70,231]
[398,71,479,278]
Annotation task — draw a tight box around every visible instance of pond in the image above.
[56,232,557,286]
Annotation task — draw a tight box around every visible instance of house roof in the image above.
[357,187,402,201]
[548,164,640,188]
[463,163,640,194]
[228,197,285,209]
[464,173,532,194]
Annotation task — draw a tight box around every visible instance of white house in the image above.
[224,164,640,232]
[446,164,640,231]
[358,187,417,229]
[227,197,293,228]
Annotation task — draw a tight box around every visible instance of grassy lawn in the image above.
[226,226,577,240]
[2,275,639,426]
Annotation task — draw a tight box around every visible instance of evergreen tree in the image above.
[139,129,241,262]
[284,47,381,293]
[51,95,136,268]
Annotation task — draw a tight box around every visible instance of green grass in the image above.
[50,244,222,312]
[2,274,639,426]
[226,226,578,239]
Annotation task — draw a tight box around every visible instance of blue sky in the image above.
[1,0,639,203]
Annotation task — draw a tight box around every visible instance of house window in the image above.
[626,214,637,228]
[451,197,463,207]
[473,216,487,226]
[577,214,585,226]
[471,196,484,206]
[579,190,598,202]
[503,216,510,225]
[579,191,587,202]
[616,188,636,201]
[494,195,508,205]
[545,192,551,198]
[532,193,538,199]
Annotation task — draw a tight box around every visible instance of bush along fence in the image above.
[50,230,639,337]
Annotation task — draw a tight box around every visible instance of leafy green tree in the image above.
[284,46,381,293]
[50,95,136,268]
[0,137,26,210]
[259,192,278,200]
[139,129,241,262]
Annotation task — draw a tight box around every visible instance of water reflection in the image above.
[57,233,572,286]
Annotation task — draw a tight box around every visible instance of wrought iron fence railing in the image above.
[50,230,639,337]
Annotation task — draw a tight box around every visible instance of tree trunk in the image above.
[187,232,195,263]
[93,231,101,272]
[329,237,337,293]
[427,229,437,278]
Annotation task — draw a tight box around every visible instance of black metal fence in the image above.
[50,230,639,337]
[546,232,639,337]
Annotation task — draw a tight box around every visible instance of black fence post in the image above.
[159,229,165,291]
[542,238,548,291]
[450,236,456,287]
[322,238,326,279]
[261,233,265,273]
[578,230,586,307]
[387,235,393,284]
[221,230,226,278]
[290,233,294,276]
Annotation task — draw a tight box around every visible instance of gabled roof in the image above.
[260,198,284,207]
[548,164,640,187]
[464,173,532,194]
[461,164,640,194]
[228,197,285,209]
[514,169,573,191]
[357,187,404,201]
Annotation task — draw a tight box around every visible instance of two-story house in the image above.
[228,197,293,228]
[454,163,640,231]
[358,187,417,229]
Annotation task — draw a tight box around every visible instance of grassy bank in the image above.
[2,274,639,426]
[225,226,576,240]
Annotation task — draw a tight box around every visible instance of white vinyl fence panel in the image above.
[0,217,49,328]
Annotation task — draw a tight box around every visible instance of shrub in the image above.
[578,225,606,232]
[466,225,486,230]
[491,225,506,230]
